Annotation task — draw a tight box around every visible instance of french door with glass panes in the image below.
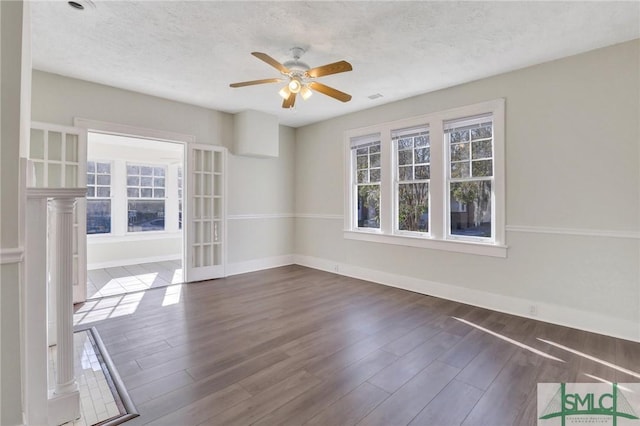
[29,122,87,303]
[185,144,226,281]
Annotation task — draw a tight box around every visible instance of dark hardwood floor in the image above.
[74,265,640,425]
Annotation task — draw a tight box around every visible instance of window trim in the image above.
[86,160,113,235]
[126,163,167,233]
[344,99,506,258]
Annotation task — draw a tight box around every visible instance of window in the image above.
[344,99,506,257]
[351,134,381,229]
[446,115,493,239]
[394,126,430,233]
[86,161,111,234]
[127,164,166,232]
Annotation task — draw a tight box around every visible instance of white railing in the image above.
[24,187,85,426]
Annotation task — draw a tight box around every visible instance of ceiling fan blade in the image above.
[282,92,296,109]
[307,60,352,78]
[252,52,290,74]
[309,82,352,102]
[229,78,282,88]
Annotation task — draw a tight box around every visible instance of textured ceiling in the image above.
[31,1,640,128]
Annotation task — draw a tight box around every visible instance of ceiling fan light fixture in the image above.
[278,86,291,99]
[288,78,302,94]
[300,85,313,100]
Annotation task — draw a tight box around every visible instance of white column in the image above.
[50,197,78,396]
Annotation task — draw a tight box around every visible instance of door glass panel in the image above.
[49,132,62,161]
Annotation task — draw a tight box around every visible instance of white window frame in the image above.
[351,133,382,232]
[393,125,431,237]
[126,163,167,233]
[86,160,112,235]
[344,99,507,258]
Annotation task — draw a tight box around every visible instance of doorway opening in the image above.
[85,132,185,299]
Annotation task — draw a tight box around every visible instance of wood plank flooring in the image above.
[74,265,640,426]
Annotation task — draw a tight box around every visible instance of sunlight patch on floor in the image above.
[538,338,640,380]
[453,317,565,362]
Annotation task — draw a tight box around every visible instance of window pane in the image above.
[141,166,153,176]
[87,187,95,198]
[451,162,470,179]
[87,174,95,185]
[154,189,165,198]
[472,160,493,177]
[87,200,111,234]
[370,168,380,182]
[415,165,430,179]
[127,165,139,175]
[96,187,110,197]
[450,181,492,238]
[96,175,111,185]
[357,170,368,184]
[127,188,139,198]
[398,182,429,232]
[357,155,368,170]
[128,200,165,232]
[399,166,413,181]
[356,147,367,155]
[397,138,412,149]
[414,135,429,147]
[154,167,165,177]
[370,154,380,168]
[357,185,380,228]
[87,162,96,173]
[127,176,139,186]
[414,147,430,164]
[154,177,165,187]
[472,140,492,159]
[398,150,412,166]
[451,143,469,161]
[97,162,110,174]
[141,188,153,198]
[369,144,380,154]
[450,130,470,143]
[471,125,492,140]
[141,177,153,187]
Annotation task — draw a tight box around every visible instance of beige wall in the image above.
[31,71,297,268]
[1,2,26,424]
[294,40,640,341]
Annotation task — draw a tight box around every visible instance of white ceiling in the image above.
[31,1,640,128]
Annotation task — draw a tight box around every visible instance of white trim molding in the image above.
[296,213,344,220]
[0,247,25,265]
[344,230,508,258]
[87,254,181,271]
[507,225,640,239]
[73,118,196,144]
[226,255,294,277]
[228,213,295,220]
[293,254,640,343]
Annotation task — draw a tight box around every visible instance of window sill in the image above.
[87,231,182,244]
[343,230,508,258]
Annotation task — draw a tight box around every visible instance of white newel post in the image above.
[25,187,84,425]
[50,197,78,396]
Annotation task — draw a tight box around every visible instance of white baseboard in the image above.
[87,254,181,270]
[226,255,295,277]
[293,254,640,343]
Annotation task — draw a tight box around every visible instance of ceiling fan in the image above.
[229,47,353,109]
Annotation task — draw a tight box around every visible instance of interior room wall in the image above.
[1,2,27,424]
[31,70,296,271]
[294,40,640,341]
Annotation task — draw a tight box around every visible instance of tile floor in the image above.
[49,330,122,426]
[87,260,183,299]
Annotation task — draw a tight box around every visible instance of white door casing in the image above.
[29,122,87,303]
[185,144,226,282]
